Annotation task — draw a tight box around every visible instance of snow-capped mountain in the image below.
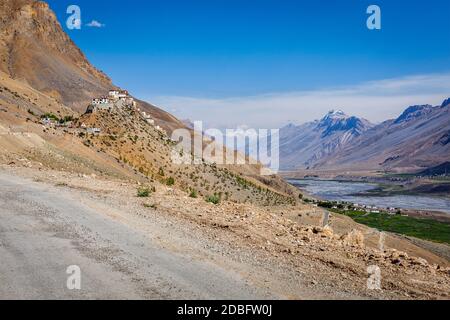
[319,110,374,138]
[314,99,450,173]
[279,110,374,170]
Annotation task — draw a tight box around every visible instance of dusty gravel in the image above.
[0,171,277,299]
[1,166,449,300]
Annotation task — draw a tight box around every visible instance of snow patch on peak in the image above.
[325,109,347,118]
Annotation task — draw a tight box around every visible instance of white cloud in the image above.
[149,72,450,129]
[86,20,105,28]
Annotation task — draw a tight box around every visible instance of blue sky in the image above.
[47,0,450,127]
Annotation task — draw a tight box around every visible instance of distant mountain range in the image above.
[2,0,448,177]
[279,110,374,170]
[280,99,450,173]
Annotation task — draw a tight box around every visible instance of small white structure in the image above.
[108,90,120,99]
[118,91,128,99]
[155,125,166,135]
[92,96,110,105]
[122,97,135,105]
[106,89,134,107]
[86,89,136,115]
[142,112,155,125]
[109,90,129,100]
[41,118,56,128]
[86,127,101,134]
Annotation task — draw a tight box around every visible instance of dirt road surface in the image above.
[0,172,279,299]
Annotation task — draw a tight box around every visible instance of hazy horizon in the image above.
[150,72,450,129]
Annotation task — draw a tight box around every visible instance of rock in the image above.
[311,225,334,238]
[387,249,408,260]
[312,226,322,234]
[341,229,365,247]
[303,227,314,234]
[301,235,311,243]
[321,225,334,238]
[410,257,428,267]
[388,249,400,260]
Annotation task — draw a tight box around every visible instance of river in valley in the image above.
[288,179,450,214]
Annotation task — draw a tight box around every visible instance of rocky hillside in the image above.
[0,72,298,206]
[0,0,184,132]
[0,0,299,207]
[0,0,112,110]
[279,110,374,170]
[75,105,297,205]
[0,0,449,299]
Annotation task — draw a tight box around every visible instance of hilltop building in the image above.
[108,90,128,100]
[86,127,101,135]
[92,96,110,105]
[86,89,135,114]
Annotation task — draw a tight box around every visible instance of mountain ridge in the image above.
[0,0,113,108]
[0,0,185,133]
[280,98,450,173]
[0,0,449,300]
[0,0,299,206]
[279,110,374,170]
[312,98,450,172]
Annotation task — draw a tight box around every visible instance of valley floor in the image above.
[1,165,449,300]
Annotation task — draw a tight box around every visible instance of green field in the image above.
[330,209,450,244]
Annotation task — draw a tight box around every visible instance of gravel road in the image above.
[0,172,276,300]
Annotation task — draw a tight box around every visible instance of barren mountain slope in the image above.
[0,76,298,207]
[1,0,449,300]
[0,0,112,109]
[76,106,298,206]
[0,0,184,133]
[0,0,300,206]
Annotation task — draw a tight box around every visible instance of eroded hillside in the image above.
[1,0,449,300]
